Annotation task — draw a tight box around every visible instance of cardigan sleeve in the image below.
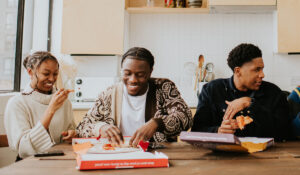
[153,79,193,137]
[4,96,55,158]
[76,88,115,138]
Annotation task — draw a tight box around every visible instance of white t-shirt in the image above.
[120,85,148,137]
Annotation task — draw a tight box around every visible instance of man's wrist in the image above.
[150,118,159,128]
[151,118,163,131]
[243,97,252,108]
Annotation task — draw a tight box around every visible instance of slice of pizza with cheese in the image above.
[236,115,253,130]
[244,116,253,125]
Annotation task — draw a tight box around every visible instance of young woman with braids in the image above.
[4,51,76,159]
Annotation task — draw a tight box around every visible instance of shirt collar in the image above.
[228,76,264,98]
[123,83,149,98]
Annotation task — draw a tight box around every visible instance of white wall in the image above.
[126,12,300,105]
[128,13,300,92]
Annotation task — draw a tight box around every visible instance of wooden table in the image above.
[1,141,300,175]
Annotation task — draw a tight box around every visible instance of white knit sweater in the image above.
[4,85,75,158]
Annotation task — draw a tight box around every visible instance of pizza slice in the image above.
[244,116,253,125]
[102,144,115,150]
[236,115,253,130]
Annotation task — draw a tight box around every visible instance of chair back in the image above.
[0,135,8,147]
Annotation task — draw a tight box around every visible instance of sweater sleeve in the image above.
[76,89,114,138]
[4,97,55,158]
[65,100,76,130]
[153,80,193,137]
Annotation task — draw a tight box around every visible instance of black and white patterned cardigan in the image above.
[76,78,193,142]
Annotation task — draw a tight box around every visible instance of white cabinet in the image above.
[277,0,300,53]
[61,0,125,55]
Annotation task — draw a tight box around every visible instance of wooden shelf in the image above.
[126,7,209,14]
[126,0,209,14]
[125,0,276,14]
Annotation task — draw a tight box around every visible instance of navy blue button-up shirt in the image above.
[191,76,292,141]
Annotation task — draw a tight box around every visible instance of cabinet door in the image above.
[277,0,300,53]
[61,0,125,54]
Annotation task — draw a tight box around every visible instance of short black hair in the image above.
[121,47,154,70]
[227,43,262,71]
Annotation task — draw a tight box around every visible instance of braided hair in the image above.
[121,47,154,70]
[22,51,59,95]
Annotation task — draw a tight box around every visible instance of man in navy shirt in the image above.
[192,43,292,141]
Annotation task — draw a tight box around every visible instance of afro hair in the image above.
[227,43,262,71]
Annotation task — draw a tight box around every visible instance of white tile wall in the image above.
[128,13,300,94]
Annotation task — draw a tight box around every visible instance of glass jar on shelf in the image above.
[147,0,155,7]
[176,0,186,8]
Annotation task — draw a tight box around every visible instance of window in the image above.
[0,0,24,92]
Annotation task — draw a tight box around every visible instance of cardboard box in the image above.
[180,131,274,153]
[72,138,169,170]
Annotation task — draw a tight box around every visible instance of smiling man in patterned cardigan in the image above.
[76,47,192,147]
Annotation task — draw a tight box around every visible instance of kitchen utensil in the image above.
[198,54,204,82]
[204,62,215,82]
[194,54,204,90]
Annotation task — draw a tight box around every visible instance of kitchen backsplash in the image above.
[128,13,300,92]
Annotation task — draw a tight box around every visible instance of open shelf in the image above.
[126,0,209,14]
[127,7,209,14]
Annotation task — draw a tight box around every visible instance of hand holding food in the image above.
[48,89,73,112]
[236,115,253,130]
[223,97,252,120]
[100,124,124,147]
[218,119,238,134]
